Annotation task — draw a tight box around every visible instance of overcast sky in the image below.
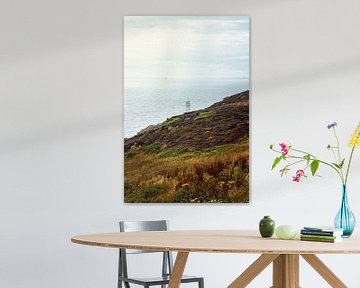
[124,16,249,82]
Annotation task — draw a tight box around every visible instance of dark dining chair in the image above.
[118,220,204,288]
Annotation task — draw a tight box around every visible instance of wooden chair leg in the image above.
[301,254,347,288]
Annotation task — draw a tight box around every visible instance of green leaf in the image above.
[270,144,274,149]
[310,160,319,176]
[332,163,341,169]
[339,159,345,169]
[332,159,345,169]
[271,156,282,170]
[304,154,311,164]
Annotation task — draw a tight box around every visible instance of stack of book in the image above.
[300,226,344,243]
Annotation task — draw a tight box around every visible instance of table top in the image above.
[71,230,360,254]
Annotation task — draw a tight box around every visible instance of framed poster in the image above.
[124,16,249,203]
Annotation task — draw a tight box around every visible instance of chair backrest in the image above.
[118,220,174,284]
[120,220,168,232]
[119,220,169,254]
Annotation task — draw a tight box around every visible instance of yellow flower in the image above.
[349,122,360,147]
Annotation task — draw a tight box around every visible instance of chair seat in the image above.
[119,274,203,286]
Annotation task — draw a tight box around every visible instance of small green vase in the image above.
[259,216,275,238]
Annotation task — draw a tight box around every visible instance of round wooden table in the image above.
[72,230,360,288]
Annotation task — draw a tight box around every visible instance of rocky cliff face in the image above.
[125,90,249,152]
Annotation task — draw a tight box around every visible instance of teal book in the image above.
[303,226,343,231]
[303,226,343,233]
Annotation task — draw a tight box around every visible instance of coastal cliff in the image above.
[124,90,249,203]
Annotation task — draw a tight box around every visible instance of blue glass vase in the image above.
[334,185,356,237]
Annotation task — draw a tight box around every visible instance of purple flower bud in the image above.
[327,122,337,129]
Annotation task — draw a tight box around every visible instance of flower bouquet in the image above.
[270,122,360,237]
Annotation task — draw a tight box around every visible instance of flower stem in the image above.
[333,128,342,164]
[290,148,344,182]
[291,148,317,159]
[271,148,344,182]
[286,153,345,184]
[345,145,356,185]
[345,129,360,185]
[330,148,338,164]
[284,159,306,169]
[332,128,345,182]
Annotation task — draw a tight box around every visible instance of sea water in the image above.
[124,77,249,138]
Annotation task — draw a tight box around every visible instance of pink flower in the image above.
[293,170,306,182]
[279,143,289,155]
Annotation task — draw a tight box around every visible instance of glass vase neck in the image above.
[342,185,349,203]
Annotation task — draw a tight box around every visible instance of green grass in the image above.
[163,117,181,126]
[194,111,213,120]
[124,140,249,203]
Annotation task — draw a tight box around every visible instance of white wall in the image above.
[1,0,360,287]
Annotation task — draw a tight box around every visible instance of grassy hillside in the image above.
[124,90,249,203]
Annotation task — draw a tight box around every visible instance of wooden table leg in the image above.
[168,252,189,288]
[288,255,299,288]
[272,254,299,288]
[228,254,279,288]
[301,254,347,288]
